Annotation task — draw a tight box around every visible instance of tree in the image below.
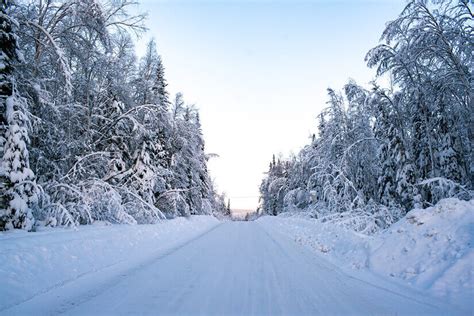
[1,0,223,228]
[226,199,231,216]
[259,0,472,234]
[366,0,473,204]
[0,0,37,230]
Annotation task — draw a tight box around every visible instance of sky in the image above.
[133,0,405,212]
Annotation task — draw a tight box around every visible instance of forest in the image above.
[259,0,473,234]
[0,0,230,231]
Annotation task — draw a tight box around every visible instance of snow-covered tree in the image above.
[1,0,223,228]
[366,0,473,205]
[259,0,472,233]
[0,0,37,230]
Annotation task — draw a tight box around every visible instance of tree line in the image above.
[259,0,473,234]
[0,0,229,231]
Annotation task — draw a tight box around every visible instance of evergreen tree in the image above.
[226,199,231,216]
[0,0,37,230]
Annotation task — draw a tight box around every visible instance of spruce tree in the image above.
[0,0,37,230]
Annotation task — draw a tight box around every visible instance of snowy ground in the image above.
[0,216,219,314]
[1,211,469,315]
[258,198,474,313]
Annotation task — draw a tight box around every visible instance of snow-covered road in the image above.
[3,221,460,315]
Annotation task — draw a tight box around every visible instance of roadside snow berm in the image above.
[371,198,474,308]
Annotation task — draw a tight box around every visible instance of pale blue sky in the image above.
[134,0,405,211]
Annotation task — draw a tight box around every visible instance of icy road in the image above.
[3,221,457,315]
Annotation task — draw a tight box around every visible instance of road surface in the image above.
[4,221,455,315]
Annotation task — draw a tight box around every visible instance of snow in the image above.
[0,212,467,315]
[257,198,474,312]
[8,194,28,212]
[5,95,14,118]
[0,216,219,313]
[371,199,474,306]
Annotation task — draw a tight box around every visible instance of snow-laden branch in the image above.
[61,152,110,181]
[23,20,73,95]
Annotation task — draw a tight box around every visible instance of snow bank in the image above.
[258,198,473,311]
[0,216,219,312]
[371,198,474,307]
